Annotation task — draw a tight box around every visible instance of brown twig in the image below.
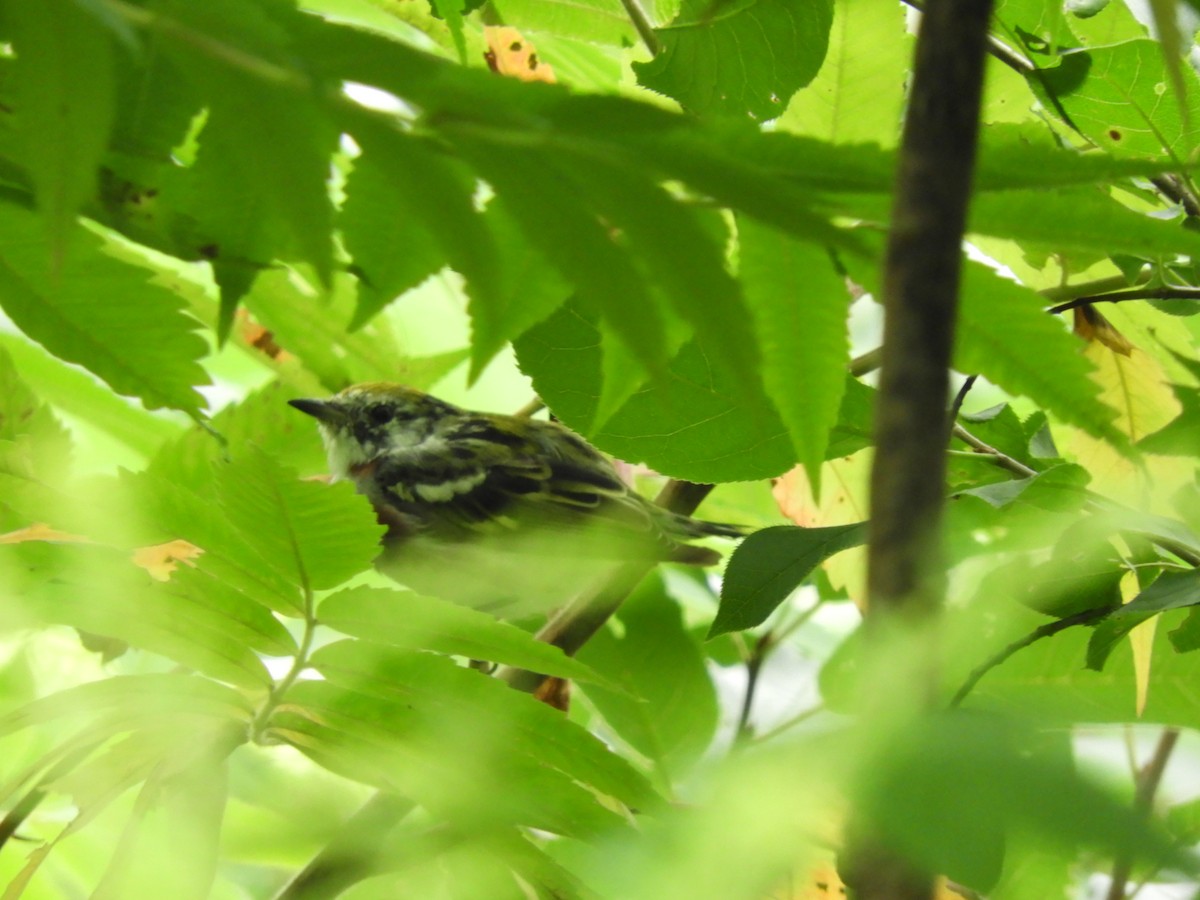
[1046,286,1200,316]
[1104,727,1181,900]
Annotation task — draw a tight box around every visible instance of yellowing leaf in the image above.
[1062,305,1189,509]
[132,540,204,582]
[484,27,556,84]
[0,523,91,544]
[772,449,871,607]
[1123,568,1156,718]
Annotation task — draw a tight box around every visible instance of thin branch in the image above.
[1105,727,1181,900]
[251,587,318,742]
[274,794,417,900]
[948,605,1111,708]
[618,0,660,56]
[513,396,545,418]
[901,0,1032,73]
[849,346,882,377]
[951,423,1036,478]
[947,375,978,438]
[1046,286,1200,316]
[735,632,773,743]
[951,422,1200,568]
[500,480,715,692]
[751,703,825,744]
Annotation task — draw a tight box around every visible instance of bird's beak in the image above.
[288,398,349,426]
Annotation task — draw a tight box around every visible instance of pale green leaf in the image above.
[318,586,605,683]
[491,0,636,45]
[215,446,384,592]
[311,639,655,809]
[0,207,209,416]
[779,0,909,145]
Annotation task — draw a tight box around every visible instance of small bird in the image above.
[289,383,743,610]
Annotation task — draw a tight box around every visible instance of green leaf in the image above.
[449,138,670,382]
[311,639,655,809]
[739,218,849,488]
[464,199,570,381]
[115,469,305,615]
[969,187,1200,260]
[516,300,796,482]
[634,0,834,121]
[341,123,497,333]
[0,334,179,460]
[153,0,337,285]
[553,156,763,408]
[0,673,252,739]
[490,0,636,45]
[861,711,1183,892]
[8,0,116,267]
[10,544,275,689]
[273,679,626,838]
[711,523,866,637]
[577,575,719,778]
[1036,40,1200,158]
[318,586,604,683]
[215,446,384,592]
[778,0,910,145]
[1139,385,1200,456]
[339,149,449,330]
[89,732,233,900]
[0,343,73,482]
[954,464,1091,511]
[0,206,209,416]
[1088,569,1200,668]
[955,260,1126,452]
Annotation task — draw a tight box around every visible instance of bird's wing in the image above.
[371,416,664,547]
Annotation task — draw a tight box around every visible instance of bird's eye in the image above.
[366,403,392,425]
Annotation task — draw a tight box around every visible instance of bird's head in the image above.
[288,383,461,481]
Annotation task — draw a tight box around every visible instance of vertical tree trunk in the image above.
[840,0,994,897]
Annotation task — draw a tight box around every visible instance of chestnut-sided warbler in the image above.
[289,384,743,610]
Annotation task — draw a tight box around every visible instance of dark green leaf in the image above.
[739,219,849,488]
[450,139,671,383]
[8,0,115,266]
[516,300,795,482]
[712,523,867,637]
[1089,570,1200,668]
[635,0,833,121]
[464,199,570,380]
[342,123,497,333]
[1139,386,1200,456]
